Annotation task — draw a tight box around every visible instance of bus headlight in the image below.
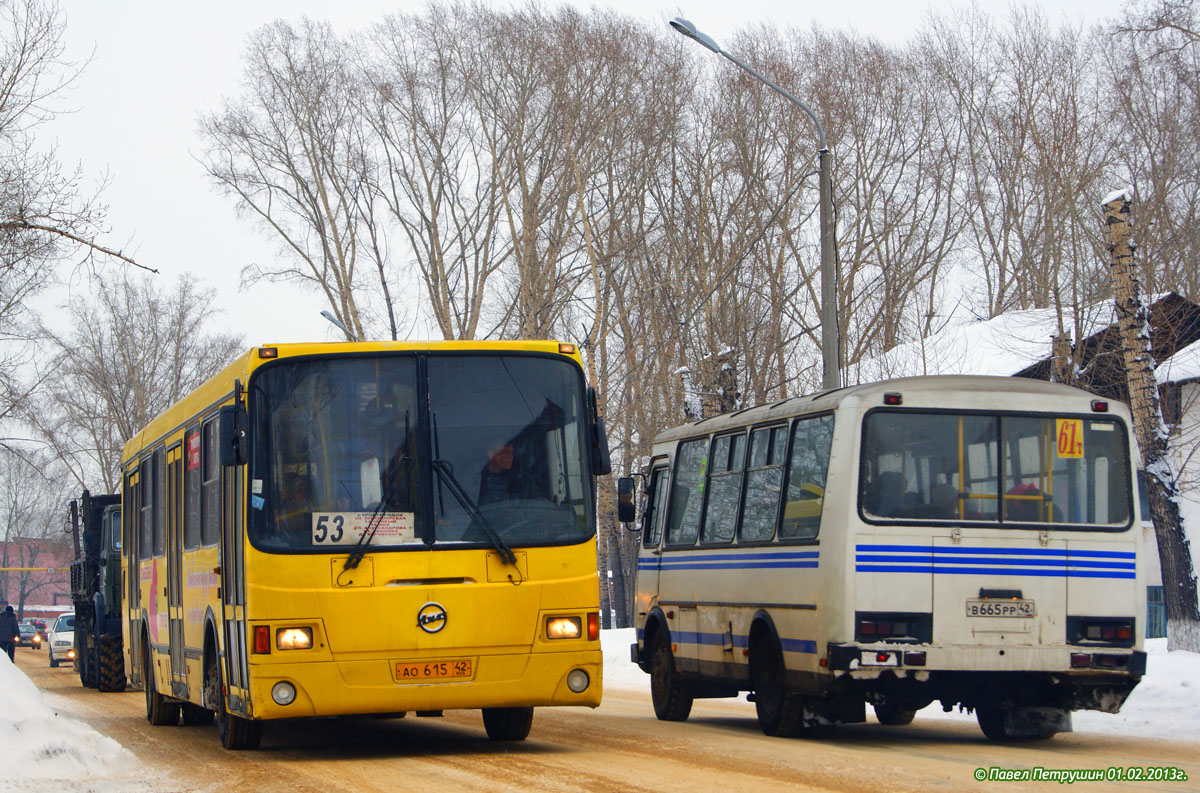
[271,681,297,706]
[276,628,313,650]
[566,669,590,693]
[546,617,582,640]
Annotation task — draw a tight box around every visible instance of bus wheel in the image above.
[977,705,1063,741]
[482,707,533,741]
[750,632,803,737]
[144,641,180,726]
[649,632,693,722]
[874,702,916,726]
[98,635,126,692]
[207,654,262,750]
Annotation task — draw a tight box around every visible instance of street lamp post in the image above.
[670,17,840,391]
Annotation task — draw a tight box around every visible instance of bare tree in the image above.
[199,18,398,342]
[921,6,1116,327]
[363,6,508,341]
[1107,1,1200,300]
[0,447,68,611]
[0,0,150,435]
[30,274,243,492]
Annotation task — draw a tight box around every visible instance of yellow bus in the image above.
[121,340,608,749]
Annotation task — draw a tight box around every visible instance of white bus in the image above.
[623,376,1146,740]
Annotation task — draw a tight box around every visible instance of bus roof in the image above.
[656,375,1124,442]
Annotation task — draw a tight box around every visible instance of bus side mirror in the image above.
[219,404,248,467]
[593,416,612,476]
[617,477,636,523]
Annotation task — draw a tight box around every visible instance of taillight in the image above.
[1070,617,1136,647]
[586,612,600,641]
[855,612,931,643]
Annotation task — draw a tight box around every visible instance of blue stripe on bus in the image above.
[856,544,1136,559]
[855,554,1135,570]
[855,564,1135,579]
[671,631,817,654]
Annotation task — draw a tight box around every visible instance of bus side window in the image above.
[780,414,834,540]
[139,456,152,560]
[666,439,707,546]
[153,447,166,557]
[184,426,201,550]
[701,433,745,544]
[643,467,669,548]
[740,425,787,542]
[201,418,220,546]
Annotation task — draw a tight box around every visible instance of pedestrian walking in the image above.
[0,605,19,662]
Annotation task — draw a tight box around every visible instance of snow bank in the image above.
[0,655,138,785]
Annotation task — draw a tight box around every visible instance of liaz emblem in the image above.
[417,601,448,633]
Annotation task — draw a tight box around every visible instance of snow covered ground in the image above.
[1,651,137,786]
[4,630,1196,786]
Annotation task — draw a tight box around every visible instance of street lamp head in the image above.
[669,17,721,54]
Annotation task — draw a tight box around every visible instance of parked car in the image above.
[48,613,75,668]
[16,621,42,649]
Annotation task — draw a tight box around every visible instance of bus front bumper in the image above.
[247,648,602,720]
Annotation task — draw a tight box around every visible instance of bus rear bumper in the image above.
[827,643,1146,677]
[248,648,603,720]
[825,643,1145,715]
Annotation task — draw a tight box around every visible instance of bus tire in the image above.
[977,704,1062,741]
[207,653,261,750]
[649,632,693,722]
[482,707,534,741]
[144,640,180,726]
[874,702,916,726]
[98,635,126,692]
[750,632,803,737]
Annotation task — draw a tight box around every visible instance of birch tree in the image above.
[199,18,397,342]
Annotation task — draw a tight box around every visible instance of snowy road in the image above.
[14,648,1198,793]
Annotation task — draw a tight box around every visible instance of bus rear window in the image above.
[859,410,1132,530]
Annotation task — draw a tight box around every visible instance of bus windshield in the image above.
[248,353,592,551]
[859,410,1132,529]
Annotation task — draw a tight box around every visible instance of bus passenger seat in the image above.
[873,471,905,517]
[930,483,958,518]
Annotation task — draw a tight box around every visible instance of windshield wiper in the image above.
[430,458,517,565]
[342,411,410,572]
